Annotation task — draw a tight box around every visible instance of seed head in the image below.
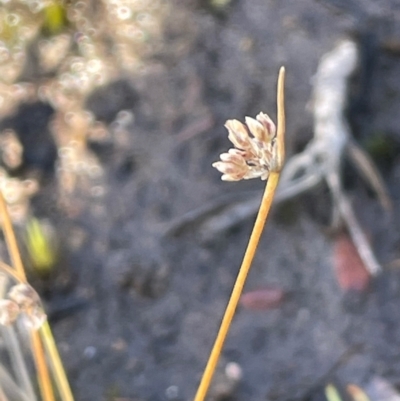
[0,299,20,326]
[8,283,40,309]
[22,305,47,330]
[213,112,276,181]
[1,283,47,329]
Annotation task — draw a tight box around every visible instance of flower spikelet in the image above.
[0,299,19,326]
[0,283,47,329]
[213,112,276,181]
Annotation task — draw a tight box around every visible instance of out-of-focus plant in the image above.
[0,0,169,215]
[25,218,57,276]
[0,1,170,399]
[0,191,74,401]
[194,67,286,401]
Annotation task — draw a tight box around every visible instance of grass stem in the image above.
[193,67,285,401]
[0,193,26,281]
[31,332,55,401]
[193,172,280,401]
[2,325,37,401]
[41,321,75,401]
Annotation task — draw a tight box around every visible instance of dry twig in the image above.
[278,39,388,275]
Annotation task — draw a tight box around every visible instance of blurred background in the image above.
[1,0,400,400]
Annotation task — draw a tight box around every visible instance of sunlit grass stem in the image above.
[194,172,280,401]
[41,321,75,401]
[194,67,286,401]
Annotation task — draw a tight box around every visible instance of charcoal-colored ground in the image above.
[20,1,400,400]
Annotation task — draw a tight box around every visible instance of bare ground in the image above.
[18,1,400,400]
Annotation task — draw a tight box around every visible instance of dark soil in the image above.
[16,1,400,400]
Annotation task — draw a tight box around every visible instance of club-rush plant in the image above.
[194,67,286,401]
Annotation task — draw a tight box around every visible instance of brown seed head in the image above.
[8,283,41,309]
[6,283,47,329]
[213,112,276,181]
[23,305,47,330]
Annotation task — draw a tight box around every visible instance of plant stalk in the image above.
[0,191,56,401]
[193,172,280,401]
[194,67,285,401]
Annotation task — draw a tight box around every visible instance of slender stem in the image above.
[41,321,75,401]
[2,325,37,401]
[0,261,25,283]
[31,331,55,401]
[273,66,286,172]
[0,362,31,401]
[0,192,26,281]
[193,67,286,401]
[0,262,33,401]
[193,172,280,401]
